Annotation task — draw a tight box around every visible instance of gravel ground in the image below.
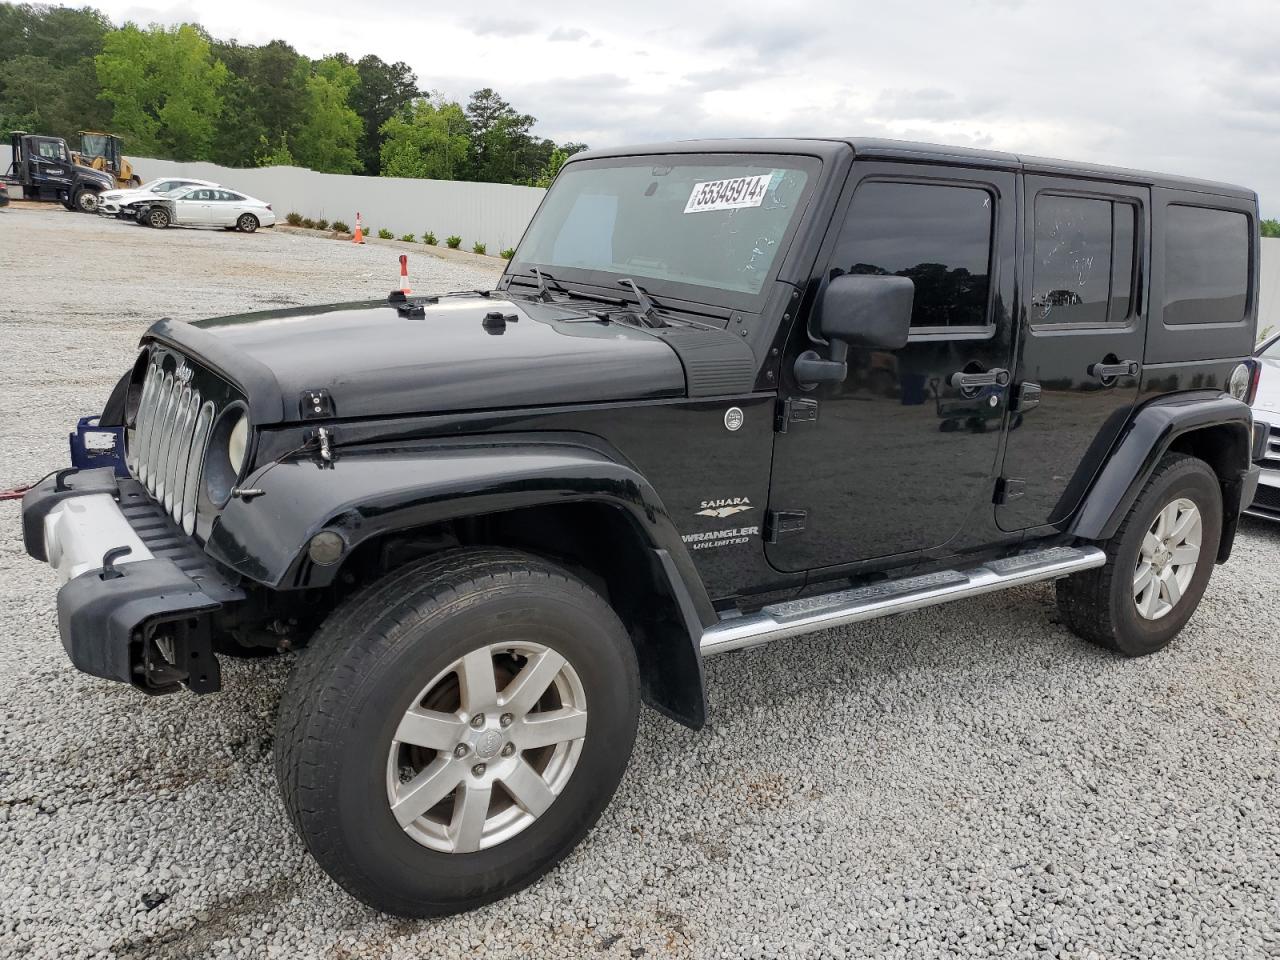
[2,206,1280,959]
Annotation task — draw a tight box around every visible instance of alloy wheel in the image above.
[1133,497,1202,620]
[386,640,588,854]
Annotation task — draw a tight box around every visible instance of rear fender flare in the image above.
[1070,393,1253,556]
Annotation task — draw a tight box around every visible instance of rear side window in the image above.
[1164,205,1250,325]
[833,181,994,329]
[1032,195,1138,326]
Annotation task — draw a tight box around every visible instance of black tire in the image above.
[146,207,170,229]
[274,548,640,917]
[61,197,75,211]
[1057,453,1222,656]
[236,213,258,233]
[74,188,98,213]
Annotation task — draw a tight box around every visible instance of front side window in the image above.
[1164,205,1250,325]
[514,156,816,298]
[831,181,994,329]
[1032,195,1138,326]
[35,140,66,161]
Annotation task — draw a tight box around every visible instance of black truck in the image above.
[4,130,114,211]
[21,137,1265,917]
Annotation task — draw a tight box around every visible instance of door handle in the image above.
[1088,359,1139,381]
[949,368,1010,390]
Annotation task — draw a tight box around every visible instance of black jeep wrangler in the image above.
[21,138,1266,917]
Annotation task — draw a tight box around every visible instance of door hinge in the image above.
[993,478,1026,505]
[775,397,819,433]
[765,509,807,543]
[1011,382,1041,413]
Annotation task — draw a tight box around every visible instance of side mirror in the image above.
[793,274,914,385]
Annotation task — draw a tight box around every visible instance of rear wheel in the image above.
[146,207,170,229]
[275,548,640,917]
[1057,453,1222,656]
[236,213,259,233]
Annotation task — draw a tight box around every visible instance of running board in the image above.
[700,545,1106,658]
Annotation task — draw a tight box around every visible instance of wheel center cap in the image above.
[474,728,503,760]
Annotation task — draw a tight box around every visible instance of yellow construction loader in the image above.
[72,132,141,189]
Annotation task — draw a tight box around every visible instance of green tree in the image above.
[95,23,228,160]
[0,4,111,141]
[291,56,362,173]
[532,147,569,188]
[379,96,470,180]
[255,134,294,167]
[1263,219,1280,239]
[350,54,419,174]
[464,87,538,183]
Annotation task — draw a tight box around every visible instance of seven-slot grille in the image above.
[126,356,216,536]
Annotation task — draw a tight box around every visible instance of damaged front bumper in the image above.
[22,467,244,694]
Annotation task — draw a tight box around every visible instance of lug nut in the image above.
[470,713,485,729]
[398,765,414,784]
[453,744,468,758]
[501,743,515,758]
[500,713,513,728]
[471,763,486,777]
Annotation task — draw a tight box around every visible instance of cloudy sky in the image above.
[96,0,1280,214]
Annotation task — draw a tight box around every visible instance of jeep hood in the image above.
[144,294,689,424]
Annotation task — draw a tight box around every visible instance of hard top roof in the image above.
[571,137,1255,201]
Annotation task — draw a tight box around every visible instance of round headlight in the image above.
[227,412,249,473]
[1229,362,1251,401]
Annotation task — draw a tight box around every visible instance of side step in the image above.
[700,545,1106,658]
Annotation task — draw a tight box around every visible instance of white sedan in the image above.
[135,186,277,233]
[97,177,220,216]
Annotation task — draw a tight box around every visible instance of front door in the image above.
[767,162,1018,573]
[996,177,1149,530]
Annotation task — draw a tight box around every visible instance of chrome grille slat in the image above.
[168,389,201,521]
[163,386,192,514]
[147,374,176,496]
[133,363,161,482]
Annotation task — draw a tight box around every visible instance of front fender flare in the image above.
[205,439,716,627]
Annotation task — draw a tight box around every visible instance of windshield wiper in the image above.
[532,267,556,302]
[617,278,665,327]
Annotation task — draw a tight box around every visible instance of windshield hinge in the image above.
[775,397,819,433]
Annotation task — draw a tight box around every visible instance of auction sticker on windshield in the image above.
[684,174,771,213]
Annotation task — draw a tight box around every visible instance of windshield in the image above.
[513,155,817,299]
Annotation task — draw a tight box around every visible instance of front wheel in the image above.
[1057,453,1222,656]
[274,548,640,917]
[146,207,170,228]
[74,188,98,213]
[236,213,258,233]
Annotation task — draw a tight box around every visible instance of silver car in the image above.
[1247,333,1280,519]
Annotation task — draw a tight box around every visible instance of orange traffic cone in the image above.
[352,211,365,244]
[398,254,412,295]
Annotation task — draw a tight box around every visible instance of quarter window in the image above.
[1032,195,1138,326]
[1164,205,1250,326]
[832,181,995,329]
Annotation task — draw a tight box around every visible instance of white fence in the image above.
[5,144,1280,330]
[1,145,545,252]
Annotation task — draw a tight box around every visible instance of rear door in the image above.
[996,177,1149,530]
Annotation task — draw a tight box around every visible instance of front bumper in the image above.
[22,468,243,693]
[1244,465,1280,521]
